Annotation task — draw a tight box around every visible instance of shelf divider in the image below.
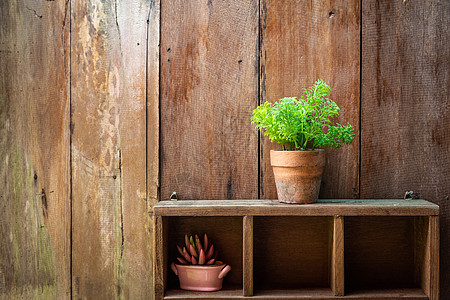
[243,215,253,297]
[154,216,167,300]
[331,215,344,296]
[428,216,439,300]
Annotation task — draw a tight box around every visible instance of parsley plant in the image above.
[251,79,355,151]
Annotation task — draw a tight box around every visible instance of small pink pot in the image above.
[171,263,231,292]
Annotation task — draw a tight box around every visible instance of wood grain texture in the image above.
[243,216,253,296]
[429,216,439,300]
[71,1,151,298]
[165,288,427,299]
[147,2,161,300]
[154,216,167,300]
[0,0,70,298]
[331,216,344,296]
[260,0,360,200]
[147,0,160,209]
[154,199,439,217]
[361,1,449,298]
[254,217,332,290]
[160,0,259,200]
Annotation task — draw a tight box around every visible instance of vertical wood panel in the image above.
[148,1,161,299]
[160,0,259,200]
[154,216,167,300]
[147,0,160,209]
[331,216,344,296]
[71,1,151,298]
[0,0,70,298]
[260,0,360,199]
[361,1,449,298]
[429,216,439,300]
[243,216,253,296]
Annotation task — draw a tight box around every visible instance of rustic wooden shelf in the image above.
[163,288,427,300]
[153,199,439,300]
[153,199,439,216]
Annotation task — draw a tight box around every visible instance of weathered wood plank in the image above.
[154,216,167,300]
[154,199,439,217]
[164,288,427,299]
[0,0,70,298]
[361,1,449,297]
[260,0,360,200]
[331,216,344,296]
[429,216,439,300]
[164,287,428,299]
[147,0,160,210]
[243,216,253,297]
[147,1,161,300]
[160,0,259,200]
[71,0,150,298]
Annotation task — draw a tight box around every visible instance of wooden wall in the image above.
[0,0,448,299]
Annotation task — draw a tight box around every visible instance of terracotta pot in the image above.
[171,263,231,292]
[270,149,326,204]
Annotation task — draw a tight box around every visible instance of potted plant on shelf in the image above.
[171,233,231,292]
[251,79,355,204]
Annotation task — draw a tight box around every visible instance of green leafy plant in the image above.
[175,233,220,265]
[251,79,355,151]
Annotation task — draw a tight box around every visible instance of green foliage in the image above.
[251,79,355,151]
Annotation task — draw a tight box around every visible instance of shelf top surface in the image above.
[153,199,439,217]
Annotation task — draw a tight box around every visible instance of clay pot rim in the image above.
[174,264,226,270]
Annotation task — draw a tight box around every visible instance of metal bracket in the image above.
[170,191,179,201]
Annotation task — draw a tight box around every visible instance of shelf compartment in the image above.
[344,216,419,291]
[253,216,333,291]
[165,216,243,291]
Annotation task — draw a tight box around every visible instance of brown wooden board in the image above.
[147,0,161,210]
[148,1,161,299]
[154,199,439,217]
[243,215,254,296]
[154,216,167,300]
[164,289,427,300]
[429,216,439,300]
[164,288,427,299]
[0,1,70,298]
[71,1,151,298]
[331,216,344,296]
[260,0,360,200]
[160,0,259,201]
[361,1,449,298]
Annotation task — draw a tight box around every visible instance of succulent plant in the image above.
[176,233,219,265]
